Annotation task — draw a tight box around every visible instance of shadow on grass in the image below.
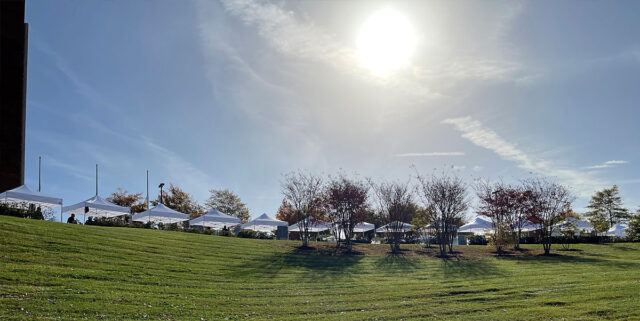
[441,257,506,279]
[228,245,364,280]
[501,252,640,269]
[374,253,421,273]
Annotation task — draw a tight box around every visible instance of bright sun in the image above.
[357,8,417,75]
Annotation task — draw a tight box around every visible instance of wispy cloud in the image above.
[585,160,629,169]
[208,0,530,102]
[395,152,465,157]
[442,116,607,197]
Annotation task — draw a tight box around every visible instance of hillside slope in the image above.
[1,216,639,320]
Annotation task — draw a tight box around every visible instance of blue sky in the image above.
[23,0,640,219]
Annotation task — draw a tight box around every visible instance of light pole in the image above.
[158,183,165,204]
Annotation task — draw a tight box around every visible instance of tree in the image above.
[411,207,433,248]
[205,189,250,223]
[281,171,324,247]
[475,180,517,254]
[153,184,204,220]
[370,180,414,253]
[324,175,369,252]
[275,199,297,225]
[417,172,469,256]
[585,185,630,229]
[107,188,147,216]
[589,209,610,237]
[522,178,574,255]
[627,208,640,242]
[475,180,533,252]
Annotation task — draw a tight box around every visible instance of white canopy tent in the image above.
[376,221,414,233]
[458,217,494,235]
[132,203,189,224]
[520,220,541,232]
[333,222,376,240]
[555,217,593,234]
[0,184,62,210]
[353,222,376,233]
[242,213,287,232]
[189,209,241,229]
[289,218,331,233]
[63,195,129,219]
[607,224,627,238]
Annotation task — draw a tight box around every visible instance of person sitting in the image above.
[67,213,77,224]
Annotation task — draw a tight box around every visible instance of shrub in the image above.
[0,203,45,220]
[467,235,488,245]
[237,230,274,239]
[85,217,128,227]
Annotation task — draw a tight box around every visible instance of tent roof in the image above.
[376,221,414,233]
[459,217,493,233]
[63,195,129,218]
[353,222,376,232]
[190,209,241,227]
[557,217,593,231]
[132,203,189,224]
[289,219,331,232]
[607,224,627,237]
[0,184,62,209]
[242,213,287,232]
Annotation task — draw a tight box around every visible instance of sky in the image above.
[23,0,640,220]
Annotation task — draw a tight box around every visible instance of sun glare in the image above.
[357,8,417,75]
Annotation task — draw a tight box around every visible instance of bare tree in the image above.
[522,178,574,255]
[416,171,469,256]
[281,171,324,247]
[324,174,369,252]
[369,180,414,253]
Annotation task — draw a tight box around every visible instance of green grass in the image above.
[1,216,639,320]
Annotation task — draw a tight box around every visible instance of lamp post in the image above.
[159,183,165,204]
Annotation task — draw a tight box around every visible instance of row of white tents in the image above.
[1,184,629,238]
[458,216,629,238]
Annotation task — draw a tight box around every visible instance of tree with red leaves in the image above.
[324,175,369,252]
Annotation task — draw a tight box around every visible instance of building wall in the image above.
[0,0,28,192]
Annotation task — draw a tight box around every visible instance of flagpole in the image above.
[38,156,41,192]
[146,170,150,224]
[95,164,98,196]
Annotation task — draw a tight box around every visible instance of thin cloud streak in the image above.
[585,160,629,169]
[442,116,608,197]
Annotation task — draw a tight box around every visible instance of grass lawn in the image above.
[1,215,639,320]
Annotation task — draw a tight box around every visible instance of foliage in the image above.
[416,171,469,256]
[585,185,630,229]
[522,178,574,255]
[557,218,578,250]
[627,209,640,242]
[85,216,128,227]
[411,207,434,248]
[0,202,45,220]
[275,198,297,225]
[107,188,147,214]
[475,180,534,252]
[236,229,274,239]
[369,180,414,253]
[205,189,250,223]
[153,183,205,220]
[324,174,369,252]
[589,210,610,236]
[281,171,324,247]
[467,234,488,245]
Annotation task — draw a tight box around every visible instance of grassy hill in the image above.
[1,216,639,320]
